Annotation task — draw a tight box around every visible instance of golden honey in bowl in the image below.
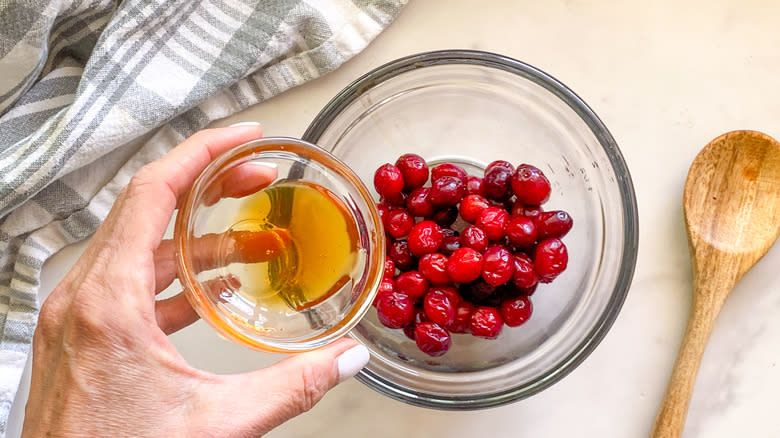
[227,181,359,313]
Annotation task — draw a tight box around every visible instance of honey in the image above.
[228,181,360,313]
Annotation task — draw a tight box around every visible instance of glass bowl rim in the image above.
[302,49,640,409]
[174,136,385,353]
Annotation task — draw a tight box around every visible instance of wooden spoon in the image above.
[651,130,780,437]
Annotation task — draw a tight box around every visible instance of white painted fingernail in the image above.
[336,344,370,383]
[229,121,261,127]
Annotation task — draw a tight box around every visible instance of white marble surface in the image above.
[8,0,780,436]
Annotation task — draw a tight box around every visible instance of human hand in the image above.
[22,125,370,438]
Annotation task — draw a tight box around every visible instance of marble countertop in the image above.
[8,1,780,436]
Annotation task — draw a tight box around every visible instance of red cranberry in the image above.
[403,308,429,340]
[470,306,503,339]
[385,209,414,238]
[406,187,435,217]
[476,207,509,241]
[441,228,458,238]
[430,176,466,207]
[466,176,486,196]
[414,322,451,357]
[395,153,429,190]
[481,245,515,287]
[395,270,430,300]
[534,238,568,283]
[388,239,415,271]
[500,296,533,327]
[382,191,407,206]
[440,235,461,256]
[459,194,490,223]
[512,254,539,289]
[431,163,467,184]
[447,301,475,334]
[384,256,396,278]
[385,235,393,254]
[511,164,551,205]
[423,289,456,327]
[429,206,459,227]
[505,216,538,248]
[511,202,543,220]
[446,248,483,283]
[485,160,515,174]
[373,278,396,306]
[483,165,514,201]
[419,253,451,285]
[374,163,404,198]
[377,203,391,228]
[535,210,573,239]
[376,291,415,329]
[432,286,461,307]
[407,220,443,257]
[460,225,489,253]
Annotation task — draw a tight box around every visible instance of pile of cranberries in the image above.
[372,154,572,357]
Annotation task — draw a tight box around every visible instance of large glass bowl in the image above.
[303,50,639,408]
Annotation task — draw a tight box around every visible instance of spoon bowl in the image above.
[652,130,780,437]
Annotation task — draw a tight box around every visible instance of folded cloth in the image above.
[0,0,405,433]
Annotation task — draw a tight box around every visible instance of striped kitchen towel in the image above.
[0,0,406,434]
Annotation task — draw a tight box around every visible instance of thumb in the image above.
[213,339,370,436]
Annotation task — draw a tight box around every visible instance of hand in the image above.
[22,125,370,438]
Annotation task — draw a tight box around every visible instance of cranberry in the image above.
[466,175,486,196]
[535,210,573,239]
[382,191,407,206]
[505,216,538,248]
[534,238,568,283]
[403,308,429,340]
[385,208,414,238]
[414,322,451,357]
[511,164,551,205]
[500,296,533,327]
[373,278,396,306]
[481,245,515,287]
[395,153,429,190]
[423,289,456,327]
[431,163,467,184]
[446,248,483,283]
[385,235,393,255]
[460,225,489,253]
[476,207,509,241]
[374,163,405,198]
[485,160,515,174]
[388,239,415,271]
[384,256,396,278]
[419,253,451,285]
[441,228,458,238]
[447,301,475,334]
[483,165,514,201]
[433,286,461,307]
[459,194,490,223]
[430,176,466,207]
[462,279,496,304]
[512,254,539,289]
[377,203,391,228]
[429,206,459,227]
[406,187,435,217]
[407,220,443,257]
[511,202,543,220]
[470,306,503,339]
[440,235,461,256]
[376,291,415,329]
[395,270,430,300]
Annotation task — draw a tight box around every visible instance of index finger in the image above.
[117,125,263,252]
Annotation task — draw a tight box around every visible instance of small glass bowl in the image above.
[303,50,639,408]
[174,137,385,353]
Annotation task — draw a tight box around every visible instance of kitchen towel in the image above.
[0,0,406,433]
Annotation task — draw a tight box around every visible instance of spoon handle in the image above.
[650,297,719,438]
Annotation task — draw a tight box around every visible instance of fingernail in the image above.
[336,344,370,383]
[229,121,261,127]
